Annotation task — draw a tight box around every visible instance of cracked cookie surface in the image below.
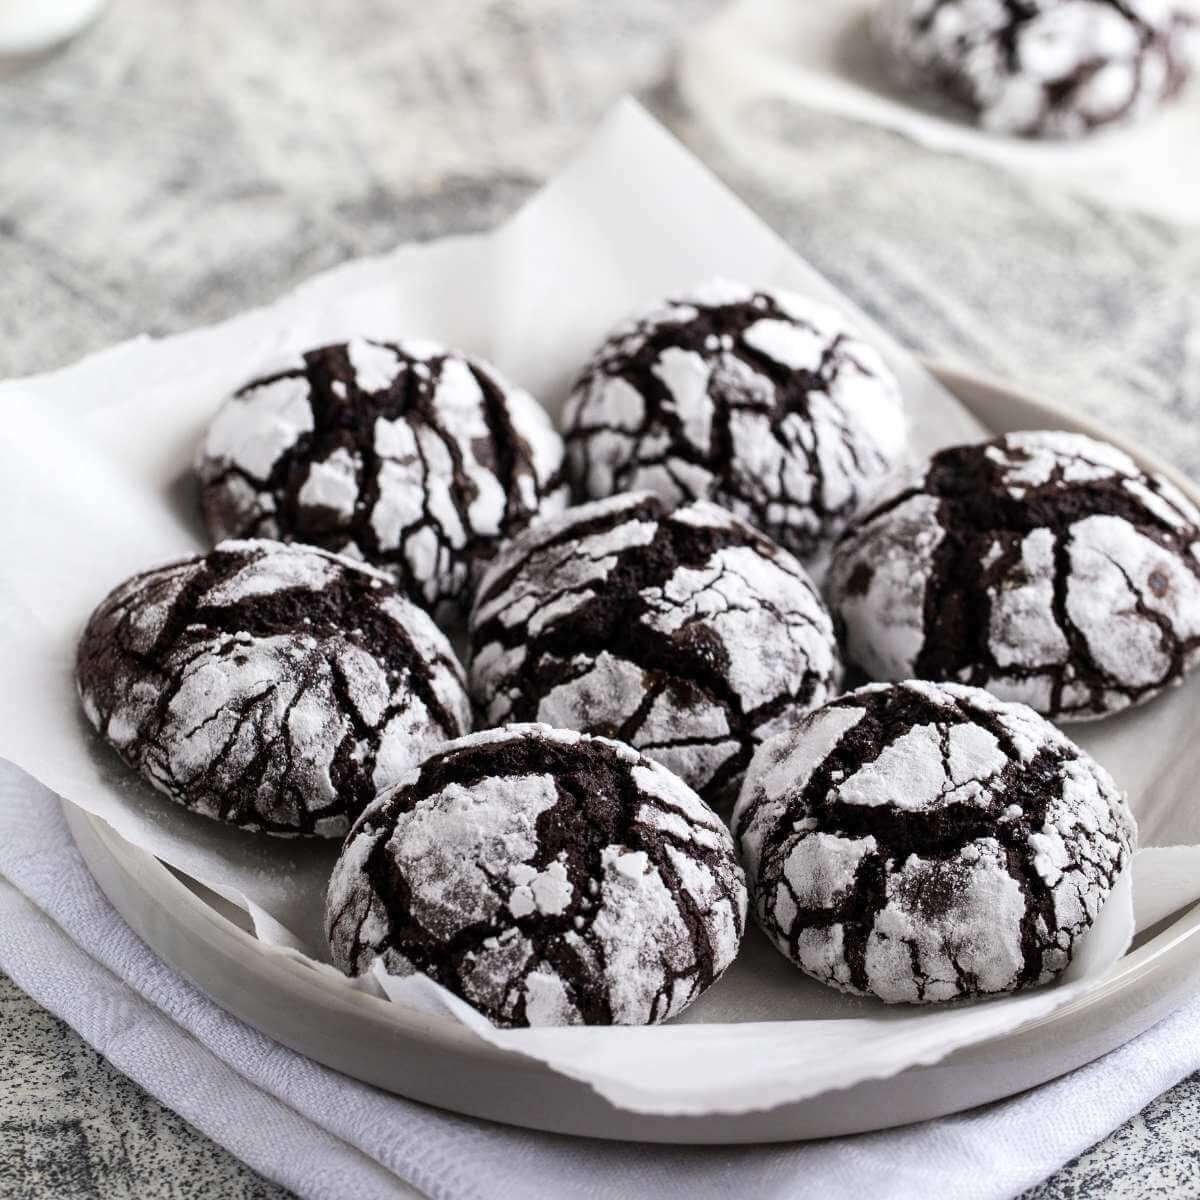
[873,0,1198,138]
[326,724,747,1027]
[76,539,471,837]
[733,680,1135,1004]
[829,430,1200,721]
[468,492,844,811]
[195,338,569,619]
[562,279,908,567]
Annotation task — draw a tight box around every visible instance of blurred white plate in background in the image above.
[681,0,1200,225]
[0,0,106,57]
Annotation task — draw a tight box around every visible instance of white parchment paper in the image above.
[680,0,1200,226]
[1,100,1197,1115]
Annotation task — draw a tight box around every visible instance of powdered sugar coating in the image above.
[76,539,471,837]
[468,493,843,810]
[196,338,569,619]
[326,724,747,1027]
[562,281,908,566]
[873,0,1198,138]
[733,681,1135,1003]
[829,430,1200,721]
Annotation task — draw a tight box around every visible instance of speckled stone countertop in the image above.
[2,2,1199,1197]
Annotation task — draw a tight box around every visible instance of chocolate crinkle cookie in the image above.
[76,539,471,837]
[195,338,569,619]
[326,724,747,1027]
[733,681,1135,1004]
[562,279,908,566]
[828,430,1200,722]
[872,0,1198,138]
[468,492,843,811]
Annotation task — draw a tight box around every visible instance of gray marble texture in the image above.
[0,972,287,1199]
[2,1,1199,1197]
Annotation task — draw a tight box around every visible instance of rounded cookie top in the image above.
[195,338,569,618]
[325,724,747,1027]
[873,0,1197,138]
[76,539,471,837]
[733,681,1135,1004]
[828,430,1200,721]
[562,279,908,565]
[468,492,843,811]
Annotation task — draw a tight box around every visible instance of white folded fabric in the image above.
[3,759,1199,1200]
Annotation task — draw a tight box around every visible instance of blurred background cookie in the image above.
[872,0,1198,138]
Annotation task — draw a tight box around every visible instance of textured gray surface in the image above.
[0,970,289,1199]
[2,0,1199,1197]
[1025,1074,1200,1200]
[0,0,712,378]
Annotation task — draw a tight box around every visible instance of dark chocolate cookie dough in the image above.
[76,539,471,836]
[733,681,1135,1003]
[873,0,1197,138]
[828,430,1200,721]
[195,338,568,618]
[468,492,843,810]
[326,724,747,1027]
[562,280,907,566]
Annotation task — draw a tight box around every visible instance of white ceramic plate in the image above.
[681,0,1200,227]
[65,361,1200,1145]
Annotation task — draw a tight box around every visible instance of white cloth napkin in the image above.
[4,761,1200,1200]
